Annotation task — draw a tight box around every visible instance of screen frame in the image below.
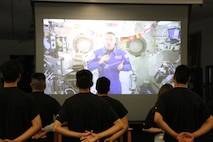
[32,0,203,4]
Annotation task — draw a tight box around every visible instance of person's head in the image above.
[173,64,191,85]
[76,69,93,89]
[30,73,46,91]
[0,60,24,83]
[158,83,173,98]
[96,77,110,94]
[103,32,116,51]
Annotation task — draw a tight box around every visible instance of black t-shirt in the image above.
[57,92,119,142]
[203,99,213,142]
[31,92,61,126]
[31,92,61,142]
[142,106,158,129]
[101,96,128,118]
[0,87,39,140]
[156,87,211,142]
[207,99,213,114]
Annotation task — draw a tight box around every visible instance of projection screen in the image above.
[33,2,189,121]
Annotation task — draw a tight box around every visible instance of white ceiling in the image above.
[0,0,213,40]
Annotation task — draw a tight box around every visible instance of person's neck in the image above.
[32,89,44,92]
[97,93,108,96]
[79,88,90,93]
[174,83,188,88]
[4,82,17,87]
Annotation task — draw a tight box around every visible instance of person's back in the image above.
[0,87,38,140]
[53,69,123,142]
[0,60,41,141]
[157,88,209,141]
[61,93,118,132]
[96,77,128,119]
[30,73,61,142]
[31,92,60,130]
[96,77,129,141]
[100,96,128,122]
[155,65,213,142]
[142,83,173,142]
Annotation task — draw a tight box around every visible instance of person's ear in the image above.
[17,74,22,82]
[188,76,191,82]
[173,75,175,81]
[90,82,93,87]
[44,82,46,89]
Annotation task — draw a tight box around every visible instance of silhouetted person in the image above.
[30,72,61,142]
[155,64,213,142]
[0,60,41,141]
[142,83,173,142]
[53,69,123,142]
[96,76,129,141]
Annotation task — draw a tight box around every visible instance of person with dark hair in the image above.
[96,76,129,142]
[87,32,132,94]
[142,83,173,142]
[53,69,123,142]
[0,60,42,142]
[154,64,213,142]
[30,72,61,142]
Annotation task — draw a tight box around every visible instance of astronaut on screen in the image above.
[87,32,133,94]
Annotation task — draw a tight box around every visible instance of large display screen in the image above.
[43,19,181,95]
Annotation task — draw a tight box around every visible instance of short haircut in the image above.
[158,83,173,98]
[76,69,93,89]
[174,64,191,84]
[105,32,115,36]
[31,73,46,81]
[96,77,110,94]
[0,60,24,83]
[31,73,46,90]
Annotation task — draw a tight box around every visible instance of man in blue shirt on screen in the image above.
[87,32,132,94]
